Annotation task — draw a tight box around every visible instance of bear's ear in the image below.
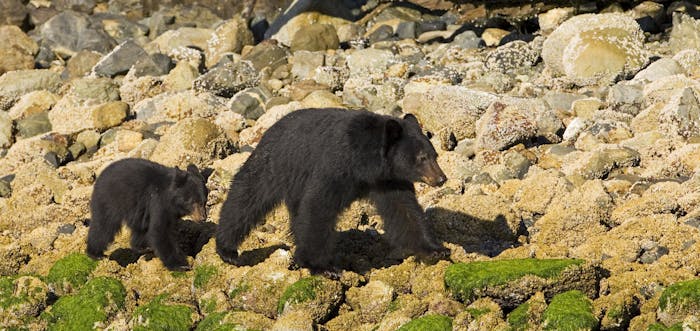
[186,164,200,176]
[403,113,420,128]
[384,119,402,151]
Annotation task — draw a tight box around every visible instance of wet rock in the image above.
[0,70,62,111]
[63,50,103,80]
[193,61,259,98]
[241,39,290,72]
[144,27,213,55]
[542,13,648,85]
[0,26,38,75]
[346,280,395,323]
[205,15,254,68]
[290,23,339,52]
[0,0,28,27]
[669,13,700,54]
[39,11,117,58]
[149,118,232,168]
[484,40,539,73]
[476,102,538,151]
[91,39,148,77]
[15,111,51,138]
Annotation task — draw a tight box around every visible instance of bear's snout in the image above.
[190,203,207,221]
[421,161,447,187]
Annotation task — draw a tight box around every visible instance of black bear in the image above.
[86,158,208,271]
[216,108,448,272]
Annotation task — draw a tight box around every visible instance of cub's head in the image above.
[171,164,208,221]
[384,114,447,187]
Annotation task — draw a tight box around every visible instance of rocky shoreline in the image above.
[2,0,700,330]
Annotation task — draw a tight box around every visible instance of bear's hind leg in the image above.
[86,207,122,259]
[129,230,151,254]
[216,178,280,264]
[369,188,447,259]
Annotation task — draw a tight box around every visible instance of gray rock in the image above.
[416,20,447,35]
[228,87,271,120]
[15,112,51,138]
[71,77,120,102]
[0,177,10,197]
[291,50,324,80]
[633,58,685,83]
[659,87,700,139]
[607,82,644,115]
[0,70,62,111]
[452,30,480,49]
[367,24,394,44]
[241,39,290,71]
[669,13,700,54]
[57,224,76,235]
[193,61,259,98]
[637,240,668,264]
[63,50,103,80]
[91,39,149,77]
[476,102,538,151]
[28,5,59,28]
[542,91,586,113]
[130,53,173,77]
[0,0,28,26]
[396,21,416,40]
[39,11,117,58]
[54,0,96,13]
[290,23,340,52]
[144,26,214,55]
[485,40,539,73]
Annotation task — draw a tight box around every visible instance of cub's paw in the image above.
[216,247,239,265]
[86,250,105,260]
[166,263,192,272]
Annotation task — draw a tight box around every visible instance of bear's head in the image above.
[385,114,447,187]
[171,164,208,221]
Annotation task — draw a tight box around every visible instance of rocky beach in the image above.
[1,0,700,330]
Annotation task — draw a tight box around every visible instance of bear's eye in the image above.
[417,155,428,163]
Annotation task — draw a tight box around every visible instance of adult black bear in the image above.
[216,108,447,272]
[86,158,208,271]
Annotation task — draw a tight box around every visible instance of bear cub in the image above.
[87,158,208,271]
[216,108,448,273]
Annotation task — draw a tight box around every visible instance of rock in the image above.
[162,61,199,92]
[0,111,12,148]
[133,90,228,124]
[542,290,598,330]
[149,118,231,168]
[0,178,11,197]
[205,15,254,68]
[144,27,213,54]
[290,23,339,52]
[39,11,117,58]
[49,97,128,134]
[0,26,38,74]
[291,51,325,80]
[313,66,349,92]
[130,53,173,77]
[476,102,538,151]
[484,40,539,73]
[270,11,350,47]
[669,13,700,54]
[346,280,395,323]
[130,295,194,330]
[673,49,700,77]
[607,82,644,115]
[451,30,480,49]
[637,240,669,264]
[0,70,62,111]
[538,7,575,34]
[0,0,28,27]
[445,259,598,308]
[93,12,149,44]
[343,77,402,112]
[193,61,259,98]
[398,314,452,330]
[63,50,102,80]
[277,276,343,323]
[196,311,274,331]
[346,48,396,77]
[15,111,51,138]
[75,129,100,149]
[542,13,648,85]
[571,98,603,119]
[0,243,29,275]
[482,28,509,46]
[91,39,148,77]
[228,87,270,120]
[396,22,416,40]
[241,39,290,71]
[633,58,685,83]
[91,101,128,131]
[658,279,700,326]
[659,87,700,139]
[0,275,49,328]
[563,117,590,142]
[70,76,120,103]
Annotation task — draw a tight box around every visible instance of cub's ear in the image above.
[186,164,200,176]
[384,119,402,152]
[403,113,420,128]
[173,167,188,186]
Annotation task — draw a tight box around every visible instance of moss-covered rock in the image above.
[658,278,700,326]
[277,276,343,323]
[45,252,97,295]
[42,277,126,331]
[345,280,395,323]
[542,290,598,331]
[0,275,49,328]
[194,264,219,289]
[398,314,453,331]
[507,292,547,331]
[647,322,683,331]
[594,289,640,330]
[131,295,195,331]
[445,259,593,307]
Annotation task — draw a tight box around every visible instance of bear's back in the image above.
[95,158,170,195]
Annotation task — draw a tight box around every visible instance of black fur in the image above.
[216,108,447,272]
[86,158,208,271]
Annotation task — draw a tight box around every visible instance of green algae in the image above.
[45,253,97,292]
[542,290,598,331]
[277,276,323,314]
[194,264,218,289]
[132,295,194,331]
[42,277,126,331]
[444,258,585,302]
[398,314,453,331]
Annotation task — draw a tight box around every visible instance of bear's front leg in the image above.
[369,187,449,260]
[147,202,190,271]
